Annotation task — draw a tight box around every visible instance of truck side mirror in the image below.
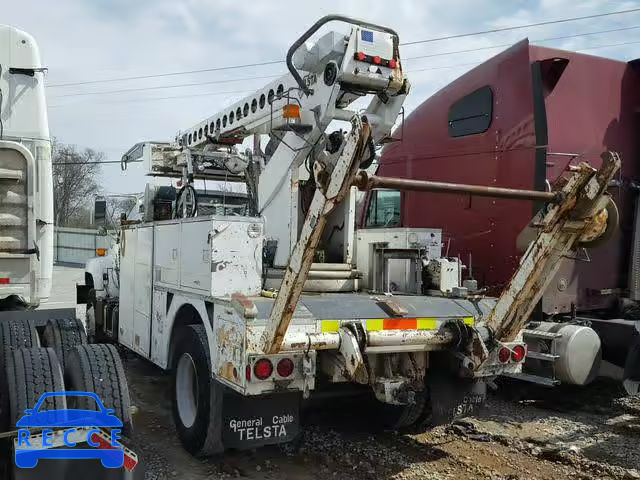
[94,198,107,227]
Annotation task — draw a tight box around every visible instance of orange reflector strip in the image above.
[383,318,417,330]
[96,248,107,257]
[0,278,9,285]
[282,104,300,119]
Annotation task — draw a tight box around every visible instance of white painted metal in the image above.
[426,258,461,293]
[355,228,442,290]
[0,25,52,306]
[176,353,198,428]
[54,227,112,266]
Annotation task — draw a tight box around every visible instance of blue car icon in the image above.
[15,391,124,469]
[16,391,122,428]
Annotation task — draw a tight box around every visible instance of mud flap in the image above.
[624,337,640,395]
[426,370,487,425]
[222,392,300,449]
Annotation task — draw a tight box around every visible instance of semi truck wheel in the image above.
[42,317,87,369]
[3,347,66,428]
[171,324,223,456]
[0,319,39,353]
[64,344,132,433]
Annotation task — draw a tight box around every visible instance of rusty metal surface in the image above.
[354,171,560,202]
[485,152,622,345]
[260,121,372,354]
[367,328,455,348]
[279,332,341,352]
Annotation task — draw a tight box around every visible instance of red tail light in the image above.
[0,278,9,285]
[277,358,294,378]
[253,358,273,380]
[245,365,251,381]
[388,58,397,69]
[356,51,366,61]
[511,345,526,363]
[373,56,381,65]
[498,347,511,364]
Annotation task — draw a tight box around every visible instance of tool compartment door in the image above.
[179,219,211,292]
[119,226,153,357]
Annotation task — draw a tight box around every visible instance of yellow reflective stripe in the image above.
[463,317,475,326]
[321,320,340,333]
[366,319,384,331]
[417,318,438,330]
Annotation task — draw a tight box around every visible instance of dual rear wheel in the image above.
[0,316,131,433]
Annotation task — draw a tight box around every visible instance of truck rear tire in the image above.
[42,317,87,369]
[378,390,428,430]
[64,344,132,433]
[0,318,39,352]
[171,324,223,456]
[3,347,66,428]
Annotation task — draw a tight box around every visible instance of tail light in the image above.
[356,51,366,61]
[0,278,9,285]
[276,358,294,378]
[511,345,526,363]
[372,55,381,65]
[245,365,251,381]
[388,58,397,69]
[253,358,273,380]
[498,347,511,364]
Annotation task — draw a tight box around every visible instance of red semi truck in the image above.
[369,39,640,392]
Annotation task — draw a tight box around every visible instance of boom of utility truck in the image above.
[78,15,620,456]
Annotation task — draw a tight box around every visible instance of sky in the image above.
[4,0,640,193]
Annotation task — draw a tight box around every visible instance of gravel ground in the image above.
[120,352,640,480]
[42,267,640,479]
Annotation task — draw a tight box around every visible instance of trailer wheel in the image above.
[171,324,223,456]
[3,347,66,428]
[64,344,132,433]
[42,317,87,369]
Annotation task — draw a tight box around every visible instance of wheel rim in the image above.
[176,353,199,428]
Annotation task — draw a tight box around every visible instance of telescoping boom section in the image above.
[108,15,621,454]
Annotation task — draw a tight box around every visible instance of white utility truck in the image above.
[78,15,620,456]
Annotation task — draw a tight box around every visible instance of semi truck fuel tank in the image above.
[524,321,602,386]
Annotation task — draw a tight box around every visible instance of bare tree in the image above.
[52,140,102,227]
[106,197,137,228]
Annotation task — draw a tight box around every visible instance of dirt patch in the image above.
[122,354,640,480]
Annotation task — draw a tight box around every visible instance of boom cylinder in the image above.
[354,171,560,203]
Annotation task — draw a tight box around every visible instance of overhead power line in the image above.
[47,60,283,88]
[405,24,640,61]
[50,74,281,99]
[400,7,640,46]
[54,160,125,165]
[46,7,640,89]
[49,35,640,103]
[48,88,255,108]
[409,39,640,74]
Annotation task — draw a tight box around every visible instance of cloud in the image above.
[3,0,640,191]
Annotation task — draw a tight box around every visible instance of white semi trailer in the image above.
[0,24,53,312]
[78,15,620,457]
[0,26,136,479]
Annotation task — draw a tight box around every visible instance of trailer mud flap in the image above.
[222,392,300,449]
[624,337,640,395]
[426,371,486,425]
